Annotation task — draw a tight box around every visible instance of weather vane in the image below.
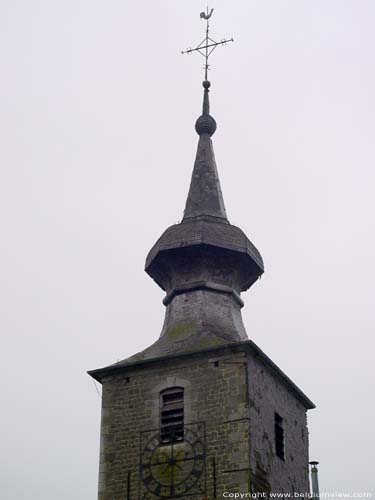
[182,7,234,81]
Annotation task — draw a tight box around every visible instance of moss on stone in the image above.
[164,321,199,341]
[195,336,227,349]
[121,350,146,363]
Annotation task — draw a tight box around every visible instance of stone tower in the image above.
[88,80,315,500]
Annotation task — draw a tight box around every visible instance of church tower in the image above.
[89,13,315,500]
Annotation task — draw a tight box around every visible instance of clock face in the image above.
[139,423,206,499]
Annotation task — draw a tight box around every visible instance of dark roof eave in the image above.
[87,340,315,410]
[145,222,264,273]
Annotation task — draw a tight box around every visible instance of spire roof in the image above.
[145,80,264,296]
[141,37,264,361]
[183,81,228,223]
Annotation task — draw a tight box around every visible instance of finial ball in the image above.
[195,114,217,136]
[202,80,211,89]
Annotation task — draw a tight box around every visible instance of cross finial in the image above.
[181,7,234,82]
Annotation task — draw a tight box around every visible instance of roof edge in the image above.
[87,340,315,410]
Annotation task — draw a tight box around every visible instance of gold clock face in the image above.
[140,425,205,499]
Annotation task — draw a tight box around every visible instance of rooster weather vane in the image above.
[182,7,234,81]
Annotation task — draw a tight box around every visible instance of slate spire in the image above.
[183,81,228,223]
[128,81,265,362]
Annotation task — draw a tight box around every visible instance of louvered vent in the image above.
[160,387,184,444]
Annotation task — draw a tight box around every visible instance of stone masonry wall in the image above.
[98,350,250,500]
[247,354,310,495]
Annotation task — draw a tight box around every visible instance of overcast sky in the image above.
[1,1,374,499]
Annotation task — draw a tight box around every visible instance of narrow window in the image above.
[160,387,184,444]
[275,412,285,460]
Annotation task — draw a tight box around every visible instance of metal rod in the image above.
[182,39,234,55]
[213,457,217,498]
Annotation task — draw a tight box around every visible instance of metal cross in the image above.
[181,7,234,81]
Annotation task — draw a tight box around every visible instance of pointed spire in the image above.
[183,81,228,223]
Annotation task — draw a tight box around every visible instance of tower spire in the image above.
[181,10,233,223]
[183,80,227,223]
[132,10,263,360]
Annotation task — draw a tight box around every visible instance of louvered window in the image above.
[275,412,285,460]
[160,387,184,444]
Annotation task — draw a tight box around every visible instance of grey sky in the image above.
[1,1,374,498]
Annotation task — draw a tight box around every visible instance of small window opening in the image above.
[214,361,219,367]
[275,412,285,460]
[160,387,184,444]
